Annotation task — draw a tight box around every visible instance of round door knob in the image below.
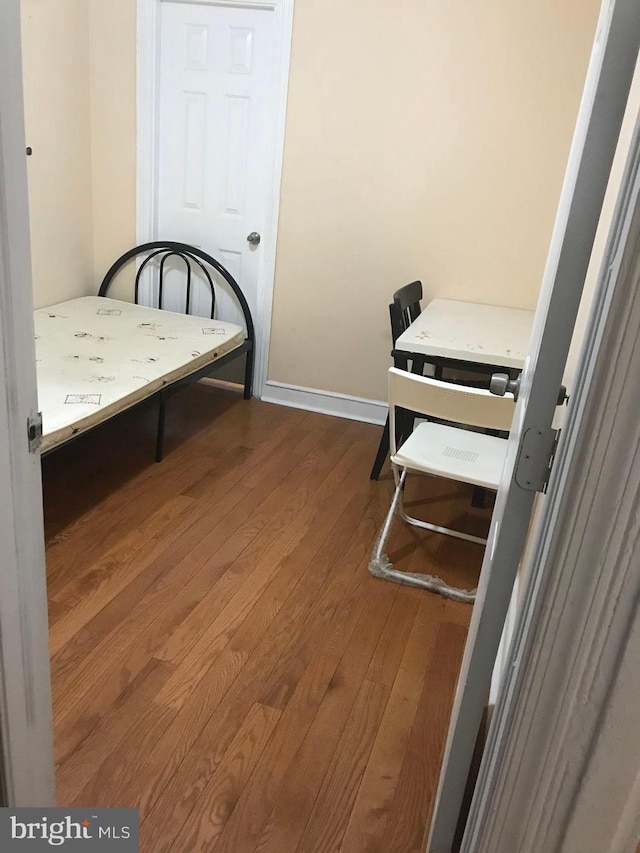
[247,231,261,245]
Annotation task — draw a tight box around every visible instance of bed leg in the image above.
[243,349,254,400]
[156,394,166,462]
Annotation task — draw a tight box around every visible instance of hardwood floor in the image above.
[43,384,489,852]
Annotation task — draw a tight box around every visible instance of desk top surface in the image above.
[395,298,534,368]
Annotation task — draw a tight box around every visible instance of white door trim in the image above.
[0,0,55,806]
[136,0,295,398]
[460,110,640,853]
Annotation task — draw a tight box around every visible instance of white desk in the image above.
[395,298,534,369]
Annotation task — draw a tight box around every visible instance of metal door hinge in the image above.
[27,412,43,453]
[515,426,560,493]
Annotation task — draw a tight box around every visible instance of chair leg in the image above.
[370,414,390,480]
[471,487,487,508]
[369,468,407,563]
[155,393,166,463]
[398,506,487,546]
[397,476,488,546]
[368,467,478,604]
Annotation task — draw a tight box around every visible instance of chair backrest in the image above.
[389,281,422,345]
[388,367,515,453]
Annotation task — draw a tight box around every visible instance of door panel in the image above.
[0,0,55,806]
[157,1,276,329]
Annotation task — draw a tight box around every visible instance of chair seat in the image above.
[391,421,508,490]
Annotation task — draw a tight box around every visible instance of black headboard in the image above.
[98,240,255,345]
[98,240,255,399]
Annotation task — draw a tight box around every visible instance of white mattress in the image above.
[36,296,244,452]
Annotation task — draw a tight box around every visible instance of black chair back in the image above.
[389,281,423,345]
[369,280,424,480]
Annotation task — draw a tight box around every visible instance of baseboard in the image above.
[261,380,387,426]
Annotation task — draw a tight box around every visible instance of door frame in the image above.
[136,0,295,398]
[459,111,640,853]
[0,0,55,807]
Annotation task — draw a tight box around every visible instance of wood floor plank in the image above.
[46,402,300,599]
[49,494,194,651]
[56,658,176,805]
[45,396,305,594]
[68,433,376,815]
[52,415,344,761]
[253,474,419,713]
[339,594,448,852]
[255,583,406,853]
[136,492,380,820]
[138,486,378,801]
[48,523,221,690]
[445,597,475,627]
[152,702,281,853]
[365,586,421,688]
[153,428,371,709]
[44,393,245,578]
[46,392,480,852]
[295,678,391,853]
[143,652,341,853]
[152,424,368,672]
[383,620,469,853]
[213,585,397,853]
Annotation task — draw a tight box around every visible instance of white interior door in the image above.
[156,0,277,329]
[0,0,55,806]
[426,2,640,850]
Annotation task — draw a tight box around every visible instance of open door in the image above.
[0,0,55,806]
[426,1,640,850]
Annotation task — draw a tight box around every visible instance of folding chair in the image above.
[369,367,515,603]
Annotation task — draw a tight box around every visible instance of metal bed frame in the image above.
[44,240,255,462]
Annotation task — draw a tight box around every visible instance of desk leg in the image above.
[370,415,390,480]
[471,487,487,509]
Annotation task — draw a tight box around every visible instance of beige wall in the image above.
[21,0,94,308]
[22,0,600,400]
[269,0,600,400]
[88,0,137,285]
[21,0,136,308]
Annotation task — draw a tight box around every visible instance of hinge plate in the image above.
[27,412,43,453]
[515,426,559,492]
